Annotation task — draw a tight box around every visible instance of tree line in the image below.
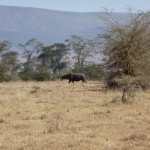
[0,9,150,86]
[0,36,104,81]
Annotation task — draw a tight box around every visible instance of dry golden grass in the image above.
[0,81,150,150]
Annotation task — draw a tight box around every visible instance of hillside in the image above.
[0,5,129,48]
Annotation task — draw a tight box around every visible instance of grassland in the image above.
[0,81,150,150]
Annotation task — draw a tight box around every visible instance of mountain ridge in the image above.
[0,5,129,49]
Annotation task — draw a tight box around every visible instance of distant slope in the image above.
[0,5,129,48]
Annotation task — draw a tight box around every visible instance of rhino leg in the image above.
[82,79,87,83]
[69,80,74,84]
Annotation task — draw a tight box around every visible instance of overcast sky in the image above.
[0,0,149,12]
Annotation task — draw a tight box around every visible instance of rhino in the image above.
[61,73,87,83]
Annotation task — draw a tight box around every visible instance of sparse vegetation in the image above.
[0,81,150,150]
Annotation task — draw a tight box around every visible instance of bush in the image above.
[0,66,12,82]
[99,10,150,89]
[19,71,34,81]
[0,73,12,82]
[73,65,106,80]
[32,71,52,81]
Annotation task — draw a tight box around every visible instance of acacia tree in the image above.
[50,43,70,74]
[70,35,95,69]
[0,41,10,54]
[37,42,70,75]
[1,51,19,74]
[100,10,150,85]
[0,41,20,81]
[37,46,52,70]
[18,38,43,80]
[0,41,11,81]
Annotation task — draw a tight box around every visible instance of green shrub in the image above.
[73,65,106,80]
[32,71,52,81]
[0,73,12,82]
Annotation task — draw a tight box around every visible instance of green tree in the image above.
[1,51,20,74]
[0,41,19,81]
[38,43,70,74]
[0,40,10,54]
[18,38,44,80]
[50,43,69,74]
[70,35,95,69]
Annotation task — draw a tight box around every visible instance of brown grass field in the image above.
[0,81,150,150]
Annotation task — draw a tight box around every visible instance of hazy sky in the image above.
[0,0,149,12]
